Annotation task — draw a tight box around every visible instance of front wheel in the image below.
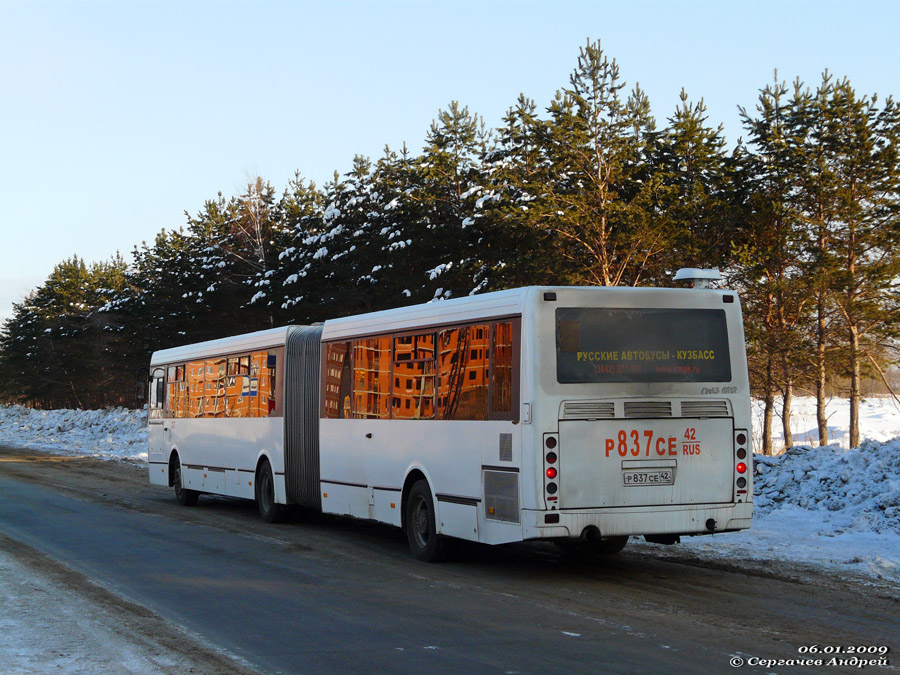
[172,459,198,506]
[255,460,282,523]
[405,480,447,562]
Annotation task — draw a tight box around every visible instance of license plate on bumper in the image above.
[623,469,674,486]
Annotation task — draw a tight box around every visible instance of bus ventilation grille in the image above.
[562,401,615,419]
[499,433,513,462]
[483,470,519,523]
[623,401,673,418]
[680,400,730,417]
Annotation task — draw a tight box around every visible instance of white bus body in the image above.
[148,284,753,559]
[147,326,299,519]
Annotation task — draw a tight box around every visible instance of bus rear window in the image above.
[556,308,731,383]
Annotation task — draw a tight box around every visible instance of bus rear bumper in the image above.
[522,502,753,541]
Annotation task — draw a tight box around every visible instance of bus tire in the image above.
[405,480,446,562]
[255,460,282,524]
[172,457,199,507]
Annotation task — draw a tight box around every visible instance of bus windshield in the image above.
[556,307,731,383]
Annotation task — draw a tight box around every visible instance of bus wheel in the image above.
[405,480,446,562]
[255,460,282,524]
[172,458,198,507]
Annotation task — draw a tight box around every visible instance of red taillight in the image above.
[736,462,747,474]
[546,467,557,479]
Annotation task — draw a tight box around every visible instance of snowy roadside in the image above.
[0,535,252,675]
[0,405,147,462]
[1,400,899,588]
[0,546,181,675]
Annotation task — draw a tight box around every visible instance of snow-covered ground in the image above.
[672,396,900,586]
[0,546,200,674]
[1,399,899,587]
[0,405,147,461]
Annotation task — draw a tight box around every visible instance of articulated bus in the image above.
[148,273,753,561]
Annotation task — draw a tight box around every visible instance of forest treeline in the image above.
[1,40,898,452]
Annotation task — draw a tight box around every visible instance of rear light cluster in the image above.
[543,433,559,505]
[734,429,750,500]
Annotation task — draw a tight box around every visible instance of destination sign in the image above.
[556,307,732,383]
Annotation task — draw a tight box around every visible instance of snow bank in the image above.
[674,437,900,583]
[0,405,147,462]
[754,440,900,535]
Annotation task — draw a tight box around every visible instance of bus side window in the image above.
[206,358,226,418]
[438,324,489,420]
[266,350,280,416]
[324,342,352,419]
[490,321,515,417]
[166,364,185,418]
[354,337,391,419]
[393,332,435,420]
[187,359,205,418]
[249,350,273,417]
[149,368,166,419]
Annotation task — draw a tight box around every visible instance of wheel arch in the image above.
[401,467,432,531]
[254,450,289,506]
[254,450,274,477]
[166,448,181,487]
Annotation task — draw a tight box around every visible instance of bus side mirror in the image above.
[135,367,149,404]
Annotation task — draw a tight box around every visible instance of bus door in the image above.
[147,367,167,464]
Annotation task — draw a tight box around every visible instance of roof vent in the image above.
[674,268,722,289]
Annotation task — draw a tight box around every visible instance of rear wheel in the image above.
[172,458,198,506]
[405,480,446,562]
[255,460,282,523]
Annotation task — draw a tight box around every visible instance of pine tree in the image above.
[482,94,560,287]
[541,39,659,286]
[413,101,492,299]
[818,80,900,447]
[272,171,325,322]
[790,73,843,445]
[0,255,130,407]
[734,76,813,452]
[653,89,732,275]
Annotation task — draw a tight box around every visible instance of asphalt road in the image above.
[0,447,897,674]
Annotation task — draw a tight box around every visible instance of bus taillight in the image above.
[543,433,560,506]
[734,428,750,501]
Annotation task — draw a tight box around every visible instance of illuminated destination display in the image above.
[556,307,731,383]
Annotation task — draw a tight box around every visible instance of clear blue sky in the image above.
[1,0,897,322]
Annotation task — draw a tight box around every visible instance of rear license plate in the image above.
[623,469,674,486]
